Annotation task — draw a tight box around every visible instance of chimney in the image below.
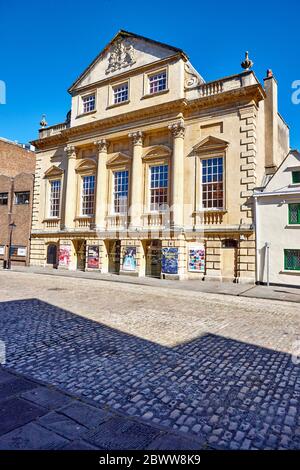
[264,69,279,173]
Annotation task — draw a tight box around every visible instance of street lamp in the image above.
[5,222,16,270]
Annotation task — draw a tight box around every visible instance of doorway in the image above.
[47,244,57,268]
[108,240,121,274]
[145,240,162,278]
[75,240,86,271]
[221,239,238,280]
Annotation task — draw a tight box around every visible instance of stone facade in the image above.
[0,138,35,266]
[30,31,290,282]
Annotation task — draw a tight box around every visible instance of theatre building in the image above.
[30,30,290,282]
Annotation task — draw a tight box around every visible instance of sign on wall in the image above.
[87,245,99,269]
[188,245,205,272]
[122,247,137,271]
[0,246,5,255]
[58,245,71,267]
[17,247,27,257]
[161,247,178,275]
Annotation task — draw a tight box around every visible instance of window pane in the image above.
[289,204,300,224]
[0,193,8,205]
[82,175,95,215]
[202,157,224,209]
[49,180,61,217]
[14,191,30,205]
[113,171,128,213]
[150,165,168,211]
[149,71,167,94]
[113,83,128,104]
[292,171,300,184]
[82,94,95,113]
[285,249,300,271]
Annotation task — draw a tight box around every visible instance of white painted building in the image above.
[255,149,300,286]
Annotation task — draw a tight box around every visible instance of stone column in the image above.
[169,119,185,230]
[64,145,77,229]
[128,131,144,230]
[94,139,108,231]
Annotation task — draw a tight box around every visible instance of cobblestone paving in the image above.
[0,271,300,450]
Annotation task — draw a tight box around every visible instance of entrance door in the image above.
[221,239,237,280]
[76,240,86,271]
[146,240,162,278]
[108,240,121,274]
[47,244,57,268]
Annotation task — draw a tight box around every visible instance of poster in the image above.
[122,246,136,271]
[161,247,178,274]
[17,247,27,257]
[58,245,71,267]
[87,245,99,269]
[0,246,4,255]
[188,245,205,272]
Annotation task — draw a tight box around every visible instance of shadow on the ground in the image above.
[0,298,299,450]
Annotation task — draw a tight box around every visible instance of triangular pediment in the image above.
[106,152,131,167]
[69,30,187,92]
[193,136,229,155]
[44,165,64,178]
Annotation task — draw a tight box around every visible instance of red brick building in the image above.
[0,138,36,266]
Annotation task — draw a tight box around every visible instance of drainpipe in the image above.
[253,194,259,284]
[265,242,271,287]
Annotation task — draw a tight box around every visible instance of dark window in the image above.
[222,239,238,248]
[292,171,300,184]
[284,249,300,271]
[0,193,8,205]
[14,191,30,205]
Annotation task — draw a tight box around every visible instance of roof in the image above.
[68,29,188,93]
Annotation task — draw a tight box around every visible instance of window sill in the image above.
[280,270,300,275]
[106,100,130,110]
[76,110,97,119]
[288,183,300,188]
[193,209,227,214]
[141,89,169,100]
[285,224,300,229]
[43,217,61,222]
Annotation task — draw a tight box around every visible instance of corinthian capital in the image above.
[65,145,77,158]
[169,119,185,138]
[129,131,144,146]
[94,139,108,153]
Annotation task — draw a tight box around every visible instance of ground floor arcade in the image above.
[30,230,256,283]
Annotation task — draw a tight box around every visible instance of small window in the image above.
[284,249,300,271]
[9,246,26,257]
[149,71,167,94]
[82,94,95,114]
[222,239,238,248]
[288,204,300,224]
[81,175,95,216]
[0,193,8,205]
[113,83,128,104]
[150,165,168,211]
[14,191,30,205]
[292,171,300,184]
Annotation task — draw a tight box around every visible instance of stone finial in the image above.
[169,119,185,138]
[129,131,144,146]
[241,51,253,71]
[39,114,48,128]
[94,139,108,153]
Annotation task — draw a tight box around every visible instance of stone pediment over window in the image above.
[106,152,131,168]
[75,159,97,173]
[193,136,229,156]
[142,145,171,161]
[44,165,64,178]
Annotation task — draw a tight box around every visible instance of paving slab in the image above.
[0,422,69,450]
[0,397,47,435]
[59,401,112,428]
[0,377,37,402]
[38,411,88,439]
[21,386,73,410]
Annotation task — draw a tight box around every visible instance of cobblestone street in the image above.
[0,271,300,449]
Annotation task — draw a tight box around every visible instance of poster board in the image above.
[122,246,137,271]
[58,245,71,267]
[87,245,99,269]
[188,244,205,272]
[161,247,178,274]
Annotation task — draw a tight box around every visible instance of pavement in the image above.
[10,265,300,303]
[0,270,300,450]
[0,366,202,450]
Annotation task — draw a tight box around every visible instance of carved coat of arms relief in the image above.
[106,39,136,74]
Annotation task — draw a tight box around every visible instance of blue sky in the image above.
[0,0,299,148]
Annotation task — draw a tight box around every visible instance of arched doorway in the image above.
[47,244,58,268]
